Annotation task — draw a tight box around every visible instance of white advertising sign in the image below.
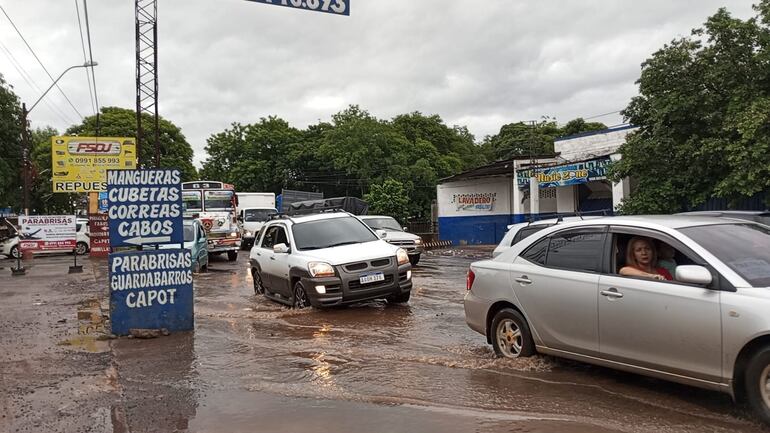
[18,215,77,252]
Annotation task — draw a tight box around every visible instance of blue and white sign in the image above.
[245,0,349,16]
[107,169,183,247]
[109,248,194,335]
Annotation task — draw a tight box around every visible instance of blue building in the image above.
[436,125,637,245]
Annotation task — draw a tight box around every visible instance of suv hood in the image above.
[298,240,399,265]
[381,230,419,241]
[243,221,266,233]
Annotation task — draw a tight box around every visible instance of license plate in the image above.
[359,272,385,285]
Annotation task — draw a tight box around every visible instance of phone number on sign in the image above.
[250,0,349,15]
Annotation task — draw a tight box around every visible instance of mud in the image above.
[0,251,768,432]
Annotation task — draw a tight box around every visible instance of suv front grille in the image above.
[387,240,415,247]
[342,257,392,273]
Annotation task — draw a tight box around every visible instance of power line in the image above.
[583,110,622,121]
[0,4,84,120]
[0,40,76,125]
[82,0,100,134]
[75,0,96,117]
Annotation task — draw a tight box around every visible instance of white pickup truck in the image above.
[236,192,277,250]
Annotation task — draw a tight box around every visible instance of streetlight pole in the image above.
[21,61,97,215]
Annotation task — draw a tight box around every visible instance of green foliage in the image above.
[481,118,608,161]
[67,107,197,181]
[364,179,411,224]
[200,106,485,218]
[0,74,23,210]
[612,1,770,213]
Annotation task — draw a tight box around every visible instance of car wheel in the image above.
[75,242,89,255]
[745,346,770,424]
[192,260,201,274]
[408,254,420,266]
[293,281,310,309]
[252,268,265,295]
[10,245,20,259]
[490,308,535,358]
[387,291,411,304]
[227,250,238,261]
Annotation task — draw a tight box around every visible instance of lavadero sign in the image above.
[451,192,497,212]
[517,156,612,189]
[109,249,194,335]
[107,169,183,247]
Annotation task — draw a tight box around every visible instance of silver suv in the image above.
[249,212,413,308]
[359,215,423,265]
[464,215,770,423]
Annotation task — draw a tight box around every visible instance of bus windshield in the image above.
[182,191,202,212]
[204,190,234,211]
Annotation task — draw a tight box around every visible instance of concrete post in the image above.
[529,176,540,217]
[556,185,575,214]
[612,178,631,211]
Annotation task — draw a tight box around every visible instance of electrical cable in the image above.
[0,40,76,125]
[82,0,100,134]
[0,4,84,120]
[75,0,96,117]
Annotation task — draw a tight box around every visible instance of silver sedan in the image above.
[464,215,770,424]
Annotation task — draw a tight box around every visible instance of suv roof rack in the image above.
[268,214,295,222]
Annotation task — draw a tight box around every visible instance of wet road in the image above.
[1,251,769,432]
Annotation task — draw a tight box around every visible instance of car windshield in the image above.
[244,209,277,222]
[292,216,379,250]
[183,224,195,242]
[680,223,770,287]
[362,217,402,231]
[182,191,202,212]
[204,190,234,211]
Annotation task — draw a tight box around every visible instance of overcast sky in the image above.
[0,0,755,165]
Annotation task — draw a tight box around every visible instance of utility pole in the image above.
[20,62,97,216]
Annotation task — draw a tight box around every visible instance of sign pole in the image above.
[21,103,30,216]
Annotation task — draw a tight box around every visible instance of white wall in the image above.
[437,178,512,218]
[555,126,638,162]
[556,185,575,213]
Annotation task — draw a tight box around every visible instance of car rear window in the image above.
[680,223,770,287]
[512,224,553,246]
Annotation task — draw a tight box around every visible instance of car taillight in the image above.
[466,269,475,291]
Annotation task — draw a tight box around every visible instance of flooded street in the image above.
[1,252,768,433]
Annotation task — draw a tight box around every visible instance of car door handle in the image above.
[515,276,532,285]
[269,256,276,261]
[601,289,624,299]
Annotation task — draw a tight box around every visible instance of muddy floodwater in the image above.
[1,251,768,433]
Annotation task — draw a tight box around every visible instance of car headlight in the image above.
[230,231,239,238]
[308,262,335,277]
[414,238,422,245]
[244,230,252,237]
[396,248,409,265]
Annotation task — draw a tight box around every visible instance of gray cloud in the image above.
[0,0,755,165]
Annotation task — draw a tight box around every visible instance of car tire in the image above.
[409,254,420,266]
[490,308,535,358]
[252,268,265,295]
[75,242,89,255]
[745,346,770,424]
[387,291,411,304]
[192,260,201,274]
[227,251,238,261]
[10,245,20,259]
[293,281,310,309]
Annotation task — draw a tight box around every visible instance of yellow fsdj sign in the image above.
[52,136,137,192]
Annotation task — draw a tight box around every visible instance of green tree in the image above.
[200,117,304,193]
[612,2,770,213]
[560,118,608,137]
[67,107,197,181]
[0,74,23,210]
[29,127,69,213]
[364,179,411,224]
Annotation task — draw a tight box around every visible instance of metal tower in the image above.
[135,0,159,167]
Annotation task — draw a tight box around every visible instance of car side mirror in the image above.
[237,215,243,223]
[403,226,408,231]
[376,230,387,239]
[273,243,290,254]
[675,265,712,285]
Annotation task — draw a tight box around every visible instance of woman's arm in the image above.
[619,266,666,281]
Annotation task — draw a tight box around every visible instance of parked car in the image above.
[492,216,601,258]
[677,210,770,226]
[464,215,770,423]
[1,218,90,258]
[160,219,209,273]
[249,212,412,308]
[359,215,423,265]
